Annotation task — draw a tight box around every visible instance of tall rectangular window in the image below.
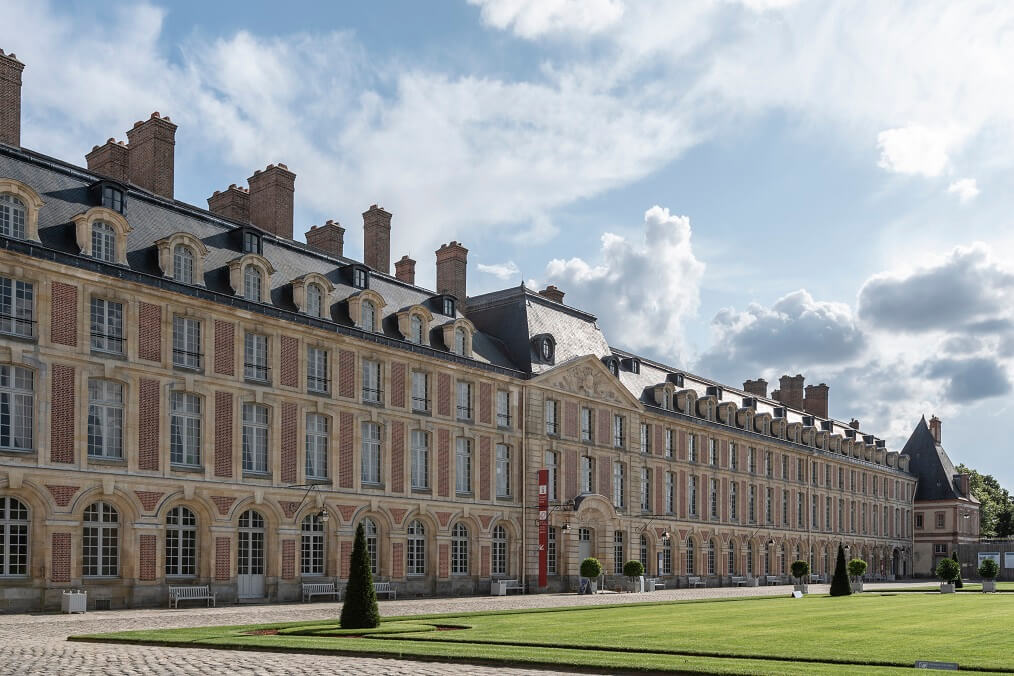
[545,451,558,501]
[0,277,33,339]
[765,451,773,478]
[581,456,594,493]
[361,422,381,485]
[87,379,123,459]
[665,429,674,458]
[688,434,698,463]
[710,478,719,519]
[455,437,472,493]
[305,413,328,479]
[798,458,805,483]
[689,475,698,517]
[496,390,511,427]
[640,423,649,454]
[798,493,805,528]
[748,485,756,522]
[242,403,269,473]
[708,438,718,466]
[640,468,651,512]
[613,415,624,448]
[613,462,625,509]
[244,333,269,381]
[544,399,558,435]
[411,430,429,489]
[0,365,33,451]
[411,371,428,411]
[581,407,593,442]
[781,454,788,479]
[307,347,329,393]
[748,447,756,474]
[170,392,201,467]
[729,442,738,471]
[362,359,381,403]
[90,298,123,354]
[765,487,773,523]
[456,381,472,420]
[782,489,789,525]
[730,481,738,521]
[613,531,624,575]
[495,443,511,497]
[665,472,675,514]
[172,316,201,369]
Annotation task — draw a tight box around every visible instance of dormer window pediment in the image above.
[0,177,44,242]
[72,206,131,265]
[397,305,434,345]
[291,272,335,319]
[236,226,263,255]
[156,232,209,286]
[602,356,620,377]
[227,253,274,303]
[344,263,370,290]
[348,289,387,333]
[442,317,475,357]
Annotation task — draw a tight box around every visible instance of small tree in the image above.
[580,557,603,579]
[936,557,960,586]
[951,552,963,588]
[340,523,380,629]
[623,559,645,586]
[790,560,809,583]
[847,558,867,582]
[979,558,1000,580]
[830,544,851,596]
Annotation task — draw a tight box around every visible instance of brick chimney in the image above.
[305,220,345,258]
[803,383,829,418]
[395,255,416,285]
[743,378,768,398]
[126,112,177,199]
[929,415,941,443]
[208,184,250,222]
[849,418,860,430]
[539,285,565,303]
[86,139,129,182]
[248,163,295,239]
[776,374,805,410]
[0,49,25,147]
[363,204,392,273]
[436,241,468,302]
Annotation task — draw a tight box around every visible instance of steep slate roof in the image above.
[901,417,976,502]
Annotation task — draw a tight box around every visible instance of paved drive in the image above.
[0,582,926,675]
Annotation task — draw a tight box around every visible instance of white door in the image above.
[237,510,265,598]
[578,528,592,561]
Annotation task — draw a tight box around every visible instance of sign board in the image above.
[978,552,1000,569]
[1005,552,1014,569]
[537,469,549,588]
[791,591,803,599]
[914,661,958,670]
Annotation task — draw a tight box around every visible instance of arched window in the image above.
[492,525,508,576]
[0,365,34,451]
[243,265,262,301]
[0,496,29,577]
[362,518,379,575]
[361,300,376,332]
[0,194,26,239]
[728,541,736,576]
[686,538,695,575]
[165,506,197,577]
[708,539,717,576]
[406,520,425,575]
[306,283,323,318]
[410,314,424,344]
[87,379,123,459]
[83,502,119,577]
[91,222,116,263]
[173,245,194,284]
[453,327,466,356]
[451,523,469,575]
[301,513,325,576]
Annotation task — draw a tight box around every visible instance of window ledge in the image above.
[242,471,272,479]
[90,349,126,361]
[170,464,204,473]
[412,409,432,417]
[88,456,126,465]
[305,477,330,485]
[411,488,432,495]
[244,378,272,387]
[0,448,35,458]
[0,333,37,345]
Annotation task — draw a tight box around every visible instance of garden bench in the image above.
[373,581,397,599]
[730,576,748,586]
[687,576,706,588]
[765,576,780,585]
[646,577,665,590]
[168,585,216,608]
[808,574,821,584]
[302,581,340,602]
[496,579,524,595]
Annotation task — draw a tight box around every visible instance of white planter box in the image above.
[62,590,87,614]
[588,580,598,594]
[940,583,955,594]
[748,577,759,587]
[794,584,808,594]
[982,580,997,593]
[851,581,864,593]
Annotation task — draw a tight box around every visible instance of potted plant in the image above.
[829,544,851,597]
[580,557,603,594]
[936,557,960,593]
[978,558,999,593]
[951,552,963,589]
[624,559,645,592]
[790,560,810,594]
[847,558,867,593]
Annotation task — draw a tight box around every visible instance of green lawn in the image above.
[71,593,1014,674]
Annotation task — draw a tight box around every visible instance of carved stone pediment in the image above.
[535,356,641,407]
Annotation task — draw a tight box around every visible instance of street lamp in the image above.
[317,507,330,524]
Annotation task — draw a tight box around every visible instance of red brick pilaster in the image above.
[390,362,406,408]
[599,455,610,496]
[438,543,450,579]
[479,382,492,424]
[138,378,160,471]
[564,401,577,438]
[213,320,234,376]
[597,408,610,446]
[50,365,75,463]
[280,335,298,387]
[280,402,298,484]
[479,436,491,501]
[138,302,162,361]
[338,411,354,489]
[282,540,295,580]
[437,373,450,417]
[50,282,77,347]
[392,542,404,578]
[51,533,71,583]
[139,534,157,581]
[214,391,233,477]
[437,429,450,498]
[481,545,490,577]
[341,540,353,578]
[338,349,355,398]
[391,421,405,493]
[215,537,231,580]
[564,448,578,500]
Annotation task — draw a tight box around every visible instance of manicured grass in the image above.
[72,593,1014,674]
[880,581,1014,592]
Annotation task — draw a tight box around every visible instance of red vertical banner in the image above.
[538,468,549,588]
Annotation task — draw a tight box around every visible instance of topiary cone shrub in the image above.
[340,522,380,629]
[790,560,809,583]
[951,552,963,589]
[830,544,851,597]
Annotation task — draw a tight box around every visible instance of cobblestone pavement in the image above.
[0,582,928,675]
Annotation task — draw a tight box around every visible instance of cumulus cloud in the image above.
[469,0,625,38]
[544,205,704,360]
[948,178,980,203]
[477,260,521,280]
[876,125,964,177]
[921,356,1012,403]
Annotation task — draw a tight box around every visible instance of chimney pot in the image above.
[929,415,941,443]
[803,382,830,418]
[539,285,565,303]
[362,204,392,273]
[435,241,468,303]
[86,138,130,182]
[777,374,805,410]
[849,418,860,430]
[1,51,28,146]
[125,112,178,198]
[743,378,768,398]
[208,183,251,223]
[247,163,295,239]
[395,254,416,285]
[304,219,344,258]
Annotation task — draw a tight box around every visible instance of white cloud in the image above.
[876,125,964,177]
[545,205,704,360]
[948,178,980,203]
[477,260,521,280]
[469,0,625,38]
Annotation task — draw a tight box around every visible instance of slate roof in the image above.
[900,417,976,502]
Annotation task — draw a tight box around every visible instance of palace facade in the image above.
[0,50,916,611]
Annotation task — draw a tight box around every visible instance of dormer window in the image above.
[243,230,262,255]
[362,300,377,332]
[306,283,322,318]
[532,334,556,364]
[454,326,466,355]
[541,338,553,361]
[604,357,619,377]
[91,222,116,262]
[243,265,262,301]
[354,268,368,289]
[443,297,455,316]
[102,185,124,213]
[410,314,424,344]
[0,193,26,239]
[173,245,194,284]
[0,179,43,242]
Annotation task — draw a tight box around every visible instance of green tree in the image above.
[623,559,645,585]
[830,544,851,597]
[847,558,868,582]
[580,557,603,579]
[790,560,809,582]
[979,558,999,580]
[956,464,1014,538]
[936,557,960,585]
[951,551,963,589]
[340,523,380,629]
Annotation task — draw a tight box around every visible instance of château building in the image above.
[0,50,916,610]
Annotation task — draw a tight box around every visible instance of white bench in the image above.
[688,576,706,588]
[302,581,340,602]
[169,585,216,608]
[808,574,821,584]
[647,577,665,590]
[765,575,780,586]
[374,581,397,599]
[730,576,748,586]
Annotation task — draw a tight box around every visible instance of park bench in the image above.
[374,581,397,599]
[687,576,706,588]
[730,576,748,586]
[765,575,780,585]
[168,585,216,608]
[493,579,524,595]
[302,581,340,602]
[647,577,665,590]
[808,574,821,584]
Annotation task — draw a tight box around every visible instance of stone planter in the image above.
[940,583,955,594]
[793,584,808,594]
[851,581,864,593]
[61,590,87,614]
[983,580,997,593]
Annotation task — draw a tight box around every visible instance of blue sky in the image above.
[5,0,1014,486]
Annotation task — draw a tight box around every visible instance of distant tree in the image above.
[340,523,380,629]
[830,544,851,597]
[997,509,1014,538]
[951,552,963,589]
[956,464,1014,538]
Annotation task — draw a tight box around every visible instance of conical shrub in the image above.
[829,544,851,597]
[340,523,380,629]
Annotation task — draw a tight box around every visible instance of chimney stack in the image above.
[929,415,941,443]
[126,112,177,199]
[743,378,768,398]
[362,204,392,273]
[208,184,250,222]
[305,220,345,258]
[0,49,25,147]
[539,285,565,304]
[395,255,416,285]
[803,383,829,418]
[849,418,860,430]
[86,139,130,182]
[248,163,295,239]
[436,241,468,302]
[775,374,805,410]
